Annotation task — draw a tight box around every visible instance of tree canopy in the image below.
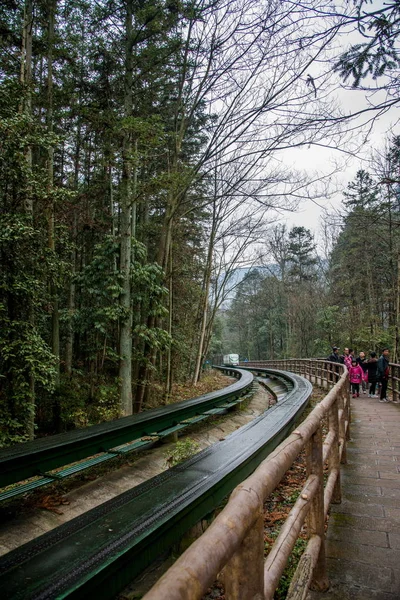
[1,0,398,447]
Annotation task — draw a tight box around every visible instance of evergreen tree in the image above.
[287,226,318,283]
[335,0,400,96]
[327,159,400,354]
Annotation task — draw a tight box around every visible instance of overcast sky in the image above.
[284,104,399,234]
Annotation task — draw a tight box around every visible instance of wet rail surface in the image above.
[0,367,253,492]
[0,368,312,600]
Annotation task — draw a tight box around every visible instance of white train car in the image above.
[223,353,239,366]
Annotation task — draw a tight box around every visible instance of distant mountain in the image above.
[217,259,327,308]
[218,264,280,308]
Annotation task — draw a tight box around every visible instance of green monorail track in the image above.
[0,367,253,491]
[0,367,311,600]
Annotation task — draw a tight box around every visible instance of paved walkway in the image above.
[307,395,400,600]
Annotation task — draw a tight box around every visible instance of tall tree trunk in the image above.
[21,0,33,214]
[165,247,173,401]
[46,0,62,430]
[65,129,80,375]
[65,38,85,375]
[394,253,400,362]
[134,199,173,412]
[193,227,215,384]
[21,0,35,439]
[65,211,77,375]
[134,24,190,408]
[47,0,60,386]
[119,0,134,415]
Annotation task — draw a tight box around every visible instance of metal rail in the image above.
[0,368,311,600]
[0,367,253,490]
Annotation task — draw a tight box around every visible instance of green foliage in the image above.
[287,227,317,283]
[0,318,56,390]
[343,169,378,210]
[225,226,321,361]
[65,380,121,428]
[334,1,400,88]
[0,78,74,442]
[351,325,394,354]
[72,236,170,374]
[36,375,121,432]
[0,0,206,441]
[328,161,400,352]
[134,325,172,353]
[131,259,169,318]
[0,416,30,449]
[2,0,359,441]
[0,214,59,444]
[209,315,224,356]
[315,305,341,349]
[0,316,57,446]
[165,438,200,468]
[74,236,126,336]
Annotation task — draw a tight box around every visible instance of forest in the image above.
[1,0,399,446]
[221,159,400,362]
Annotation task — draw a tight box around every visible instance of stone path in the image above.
[307,395,400,600]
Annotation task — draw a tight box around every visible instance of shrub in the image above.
[165,438,200,468]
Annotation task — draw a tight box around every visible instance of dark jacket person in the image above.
[366,352,378,397]
[327,347,343,363]
[377,348,390,403]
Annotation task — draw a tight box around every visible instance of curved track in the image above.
[0,368,253,494]
[0,368,312,600]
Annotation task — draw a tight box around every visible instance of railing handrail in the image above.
[143,359,350,600]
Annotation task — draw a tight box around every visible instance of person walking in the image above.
[326,346,343,384]
[342,347,349,366]
[366,352,378,398]
[342,348,355,392]
[349,359,363,397]
[342,348,354,370]
[327,346,343,363]
[357,351,368,394]
[377,348,390,403]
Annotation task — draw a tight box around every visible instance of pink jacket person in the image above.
[349,364,363,384]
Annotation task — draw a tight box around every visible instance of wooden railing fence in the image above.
[143,360,350,600]
[389,362,400,401]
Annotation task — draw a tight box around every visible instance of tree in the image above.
[1,0,376,443]
[343,169,378,210]
[326,150,400,356]
[224,224,326,360]
[287,226,318,283]
[335,0,400,96]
